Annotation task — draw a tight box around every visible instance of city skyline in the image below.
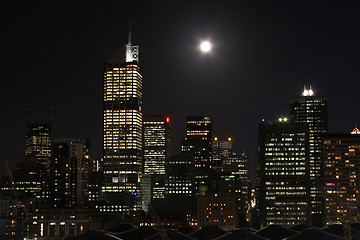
[2,1,360,180]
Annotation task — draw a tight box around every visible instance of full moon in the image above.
[200,41,212,52]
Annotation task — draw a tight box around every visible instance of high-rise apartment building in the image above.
[323,130,360,224]
[102,33,142,214]
[142,116,171,206]
[257,122,311,227]
[50,138,90,208]
[181,116,212,191]
[290,87,328,226]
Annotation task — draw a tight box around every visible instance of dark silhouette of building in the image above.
[181,116,212,192]
[50,138,90,208]
[165,153,195,198]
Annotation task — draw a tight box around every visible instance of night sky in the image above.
[1,1,359,180]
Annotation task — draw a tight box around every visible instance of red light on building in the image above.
[326,183,335,186]
[166,117,170,123]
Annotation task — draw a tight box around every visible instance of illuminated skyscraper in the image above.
[291,87,328,226]
[102,32,142,214]
[143,115,171,176]
[142,115,171,204]
[181,116,212,191]
[257,122,311,227]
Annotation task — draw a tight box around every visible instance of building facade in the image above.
[212,137,232,169]
[323,131,360,224]
[50,138,90,208]
[197,195,237,230]
[221,151,250,212]
[25,123,52,166]
[142,115,171,210]
[165,153,195,198]
[181,116,212,192]
[257,122,311,227]
[290,87,328,226]
[102,34,143,214]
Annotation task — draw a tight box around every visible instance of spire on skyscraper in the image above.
[128,21,132,45]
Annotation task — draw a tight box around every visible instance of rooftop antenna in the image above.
[50,107,54,122]
[25,105,29,122]
[128,21,132,45]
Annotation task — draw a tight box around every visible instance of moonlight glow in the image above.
[200,41,212,52]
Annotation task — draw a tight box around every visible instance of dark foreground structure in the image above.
[62,223,360,240]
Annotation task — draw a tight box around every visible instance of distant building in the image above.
[25,123,52,166]
[197,194,237,230]
[102,32,142,215]
[257,122,311,227]
[34,208,103,240]
[12,160,46,199]
[50,138,90,208]
[212,137,232,169]
[22,122,52,199]
[142,115,171,209]
[181,116,212,192]
[221,151,250,211]
[291,87,328,226]
[323,130,360,224]
[165,153,195,198]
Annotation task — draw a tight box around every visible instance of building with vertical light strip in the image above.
[257,122,311,227]
[102,33,142,215]
[323,129,360,225]
[290,87,328,226]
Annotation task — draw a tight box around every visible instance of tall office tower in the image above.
[323,129,360,225]
[143,115,171,205]
[21,122,52,199]
[181,116,212,192]
[291,87,328,226]
[143,115,171,175]
[50,138,90,208]
[257,122,311,227]
[212,137,232,168]
[102,32,142,214]
[25,123,51,166]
